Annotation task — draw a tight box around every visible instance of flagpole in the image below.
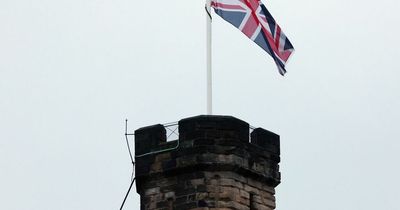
[206,0,212,115]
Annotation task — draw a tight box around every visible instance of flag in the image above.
[211,0,294,75]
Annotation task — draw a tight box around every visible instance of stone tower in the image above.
[134,115,280,210]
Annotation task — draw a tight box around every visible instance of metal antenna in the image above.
[120,119,136,210]
[125,119,134,165]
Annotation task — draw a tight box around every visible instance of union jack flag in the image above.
[211,0,294,75]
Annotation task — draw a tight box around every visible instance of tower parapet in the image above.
[135,115,280,210]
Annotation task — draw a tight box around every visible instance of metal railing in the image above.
[163,122,179,142]
[164,122,256,142]
[249,125,256,141]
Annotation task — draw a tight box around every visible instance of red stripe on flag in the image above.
[241,16,259,38]
[275,26,281,49]
[242,0,287,62]
[211,2,245,11]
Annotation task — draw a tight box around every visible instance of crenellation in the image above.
[135,124,166,156]
[250,128,280,155]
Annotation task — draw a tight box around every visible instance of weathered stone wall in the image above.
[135,115,280,210]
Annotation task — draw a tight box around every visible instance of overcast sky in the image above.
[1,0,399,209]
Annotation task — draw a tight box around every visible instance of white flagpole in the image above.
[206,0,212,115]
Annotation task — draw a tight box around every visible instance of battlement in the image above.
[135,115,279,156]
[134,115,281,210]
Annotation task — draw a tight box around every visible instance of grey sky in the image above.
[1,0,399,209]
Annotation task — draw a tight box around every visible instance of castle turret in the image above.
[135,115,280,210]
